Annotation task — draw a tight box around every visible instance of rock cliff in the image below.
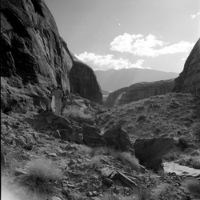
[174,39,200,96]
[0,0,102,112]
[106,79,174,107]
[69,59,102,103]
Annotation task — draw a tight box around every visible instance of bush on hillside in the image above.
[19,159,61,196]
[114,152,141,172]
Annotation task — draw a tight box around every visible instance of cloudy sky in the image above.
[45,0,200,72]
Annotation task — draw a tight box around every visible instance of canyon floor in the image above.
[1,93,200,200]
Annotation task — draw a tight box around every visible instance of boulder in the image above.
[59,129,82,143]
[134,138,176,171]
[82,124,104,147]
[103,125,132,151]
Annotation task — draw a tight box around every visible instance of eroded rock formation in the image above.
[0,0,102,113]
[70,60,102,103]
[174,39,200,96]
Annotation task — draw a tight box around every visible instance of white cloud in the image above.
[191,11,200,19]
[76,52,148,70]
[110,33,194,57]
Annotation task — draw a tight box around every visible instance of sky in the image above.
[45,0,200,73]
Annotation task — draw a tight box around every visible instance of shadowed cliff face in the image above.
[106,79,174,107]
[70,61,102,103]
[174,39,200,96]
[0,0,72,87]
[0,0,102,112]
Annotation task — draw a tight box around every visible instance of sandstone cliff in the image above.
[174,39,200,96]
[69,60,102,103]
[0,0,102,112]
[105,79,174,107]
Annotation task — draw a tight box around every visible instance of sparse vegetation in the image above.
[19,159,61,195]
[114,152,141,172]
[90,147,141,171]
[63,106,92,120]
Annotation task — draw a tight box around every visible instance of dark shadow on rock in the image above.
[25,111,73,134]
[134,137,176,172]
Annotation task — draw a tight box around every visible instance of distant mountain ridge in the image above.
[95,68,178,92]
[105,79,174,107]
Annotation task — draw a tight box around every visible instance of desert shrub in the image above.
[63,106,92,120]
[114,152,141,172]
[185,179,200,196]
[90,146,111,157]
[19,159,61,195]
[90,147,141,171]
[89,155,105,168]
[77,144,92,155]
[5,148,28,172]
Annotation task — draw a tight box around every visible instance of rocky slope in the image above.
[105,79,174,107]
[0,0,102,113]
[99,93,200,143]
[1,93,200,200]
[174,39,200,96]
[95,68,177,92]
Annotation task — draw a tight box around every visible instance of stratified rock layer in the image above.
[174,39,200,96]
[106,79,174,107]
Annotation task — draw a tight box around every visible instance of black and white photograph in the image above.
[1,0,200,199]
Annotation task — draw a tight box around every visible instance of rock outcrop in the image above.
[82,124,104,146]
[1,0,72,111]
[134,138,176,171]
[69,60,102,103]
[103,124,132,151]
[0,0,102,113]
[106,79,174,107]
[174,39,200,96]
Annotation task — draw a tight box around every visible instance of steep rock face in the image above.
[0,0,72,112]
[174,39,200,96]
[0,0,102,112]
[69,60,102,103]
[106,79,174,107]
